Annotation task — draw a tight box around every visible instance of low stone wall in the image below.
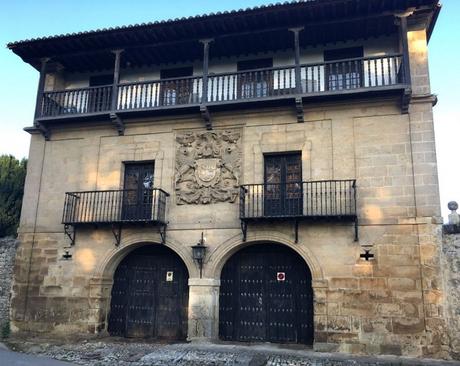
[442,227,460,359]
[0,237,18,332]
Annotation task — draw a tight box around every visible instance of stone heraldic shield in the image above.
[195,158,221,187]
[175,130,241,205]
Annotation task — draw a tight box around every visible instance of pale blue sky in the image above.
[0,0,458,219]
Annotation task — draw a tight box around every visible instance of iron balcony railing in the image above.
[62,188,169,225]
[39,54,405,118]
[240,180,357,220]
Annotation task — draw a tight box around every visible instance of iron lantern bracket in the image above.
[111,223,122,246]
[354,217,359,242]
[159,224,167,245]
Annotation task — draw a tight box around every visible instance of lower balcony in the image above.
[62,188,169,246]
[37,54,406,123]
[239,180,357,242]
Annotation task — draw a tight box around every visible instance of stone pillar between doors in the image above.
[187,278,220,342]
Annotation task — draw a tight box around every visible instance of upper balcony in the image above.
[8,0,440,136]
[38,54,406,121]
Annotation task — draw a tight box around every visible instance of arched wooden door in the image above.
[219,244,314,344]
[108,245,189,339]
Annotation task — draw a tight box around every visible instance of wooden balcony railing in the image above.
[62,188,169,225]
[300,54,404,93]
[117,76,203,110]
[41,85,112,117]
[38,54,405,118]
[206,65,298,102]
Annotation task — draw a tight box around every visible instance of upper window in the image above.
[89,74,114,87]
[324,47,364,91]
[264,152,302,217]
[237,58,273,71]
[160,67,193,79]
[122,162,155,220]
[324,47,363,62]
[87,74,113,112]
[160,67,194,106]
[237,58,273,99]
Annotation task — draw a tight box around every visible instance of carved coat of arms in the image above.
[175,130,241,204]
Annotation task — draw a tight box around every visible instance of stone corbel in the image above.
[295,96,304,123]
[110,112,125,136]
[200,105,212,130]
[401,89,412,114]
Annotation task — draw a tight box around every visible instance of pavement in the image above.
[2,339,460,366]
[0,348,76,366]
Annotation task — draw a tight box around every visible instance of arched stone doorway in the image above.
[219,243,314,344]
[107,245,189,339]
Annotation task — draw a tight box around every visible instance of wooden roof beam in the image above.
[27,12,400,63]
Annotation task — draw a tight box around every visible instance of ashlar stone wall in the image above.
[10,98,448,358]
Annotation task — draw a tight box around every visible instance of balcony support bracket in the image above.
[34,121,51,140]
[110,113,125,136]
[401,88,412,114]
[159,224,167,245]
[200,105,212,130]
[241,221,248,242]
[64,224,76,246]
[354,218,359,242]
[295,97,304,123]
[111,223,122,246]
[294,219,299,243]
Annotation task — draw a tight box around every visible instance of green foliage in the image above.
[1,321,10,339]
[0,155,27,238]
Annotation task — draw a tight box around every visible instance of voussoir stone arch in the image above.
[93,232,198,280]
[207,230,324,282]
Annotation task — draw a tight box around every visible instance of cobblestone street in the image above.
[4,338,460,366]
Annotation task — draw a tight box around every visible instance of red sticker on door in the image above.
[277,272,286,282]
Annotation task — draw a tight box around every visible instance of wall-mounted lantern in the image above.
[192,232,207,278]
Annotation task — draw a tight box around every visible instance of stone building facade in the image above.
[7,0,452,359]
